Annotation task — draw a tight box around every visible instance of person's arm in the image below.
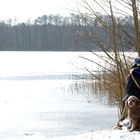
[126,75,133,95]
[123,75,133,102]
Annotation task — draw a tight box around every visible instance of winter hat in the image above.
[131,57,140,68]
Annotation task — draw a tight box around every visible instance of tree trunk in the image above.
[131,0,140,56]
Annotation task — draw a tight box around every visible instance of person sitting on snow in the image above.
[114,57,140,129]
[124,57,140,102]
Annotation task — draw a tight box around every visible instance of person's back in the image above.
[126,66,140,100]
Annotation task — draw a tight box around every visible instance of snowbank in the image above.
[3,130,139,140]
[47,130,140,140]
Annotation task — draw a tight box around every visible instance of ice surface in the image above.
[0,52,119,139]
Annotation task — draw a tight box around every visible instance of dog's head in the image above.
[127,96,140,108]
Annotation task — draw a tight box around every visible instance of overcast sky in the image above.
[0,0,77,22]
[0,0,132,22]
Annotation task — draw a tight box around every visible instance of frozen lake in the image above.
[0,51,118,139]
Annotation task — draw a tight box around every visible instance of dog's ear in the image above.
[136,99,140,107]
[125,99,129,107]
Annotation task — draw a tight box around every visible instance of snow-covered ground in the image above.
[47,130,140,140]
[1,130,140,140]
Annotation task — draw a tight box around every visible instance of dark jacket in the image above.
[123,67,140,101]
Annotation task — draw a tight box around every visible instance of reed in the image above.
[90,55,133,114]
[80,51,136,116]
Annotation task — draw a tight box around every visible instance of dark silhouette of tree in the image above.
[0,14,135,51]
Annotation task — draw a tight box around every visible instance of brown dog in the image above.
[127,96,140,132]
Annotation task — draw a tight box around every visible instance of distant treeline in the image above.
[0,14,135,51]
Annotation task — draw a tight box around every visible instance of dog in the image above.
[127,96,140,132]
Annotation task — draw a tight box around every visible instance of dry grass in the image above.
[91,59,132,114]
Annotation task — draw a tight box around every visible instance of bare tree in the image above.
[78,0,140,114]
[131,0,140,56]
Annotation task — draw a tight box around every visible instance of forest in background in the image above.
[0,14,135,51]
